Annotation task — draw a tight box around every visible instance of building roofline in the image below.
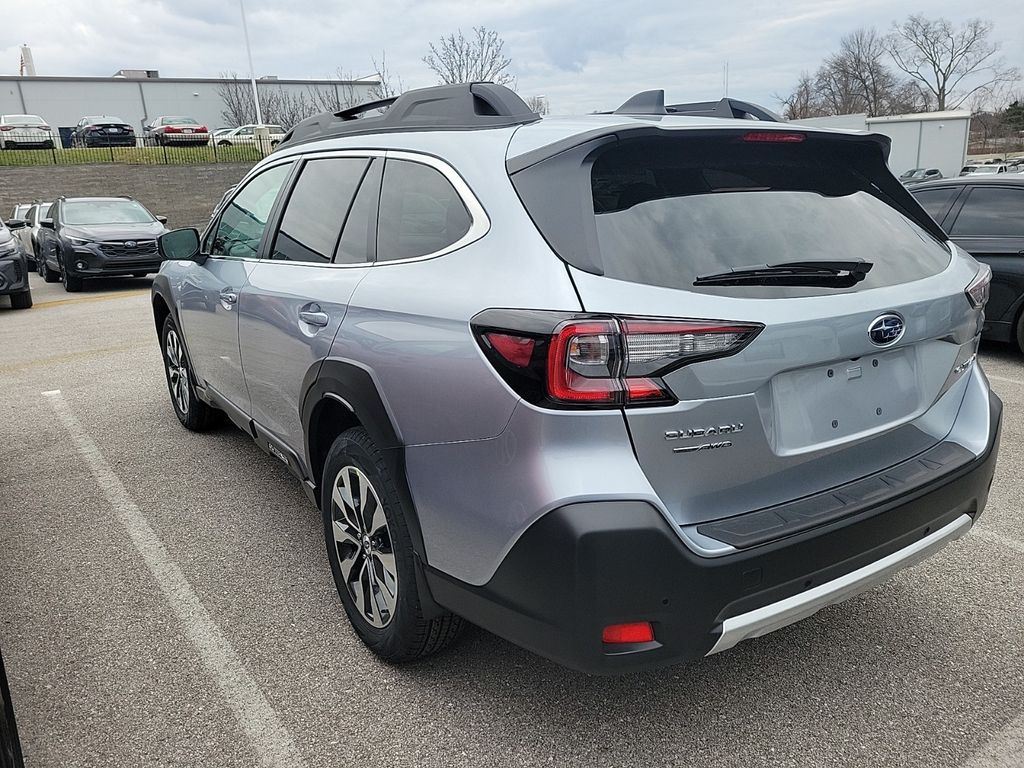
[867,110,971,124]
[0,74,379,86]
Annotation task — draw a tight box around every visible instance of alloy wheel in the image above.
[165,328,190,415]
[331,466,398,628]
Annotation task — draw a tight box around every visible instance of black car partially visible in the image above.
[0,217,32,309]
[71,116,137,148]
[0,650,25,768]
[911,175,1024,350]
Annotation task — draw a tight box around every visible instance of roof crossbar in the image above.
[279,82,541,148]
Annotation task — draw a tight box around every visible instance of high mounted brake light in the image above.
[473,310,763,409]
[742,131,805,143]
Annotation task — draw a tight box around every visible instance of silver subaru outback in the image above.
[152,84,1001,674]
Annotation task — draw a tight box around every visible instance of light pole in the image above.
[238,0,264,125]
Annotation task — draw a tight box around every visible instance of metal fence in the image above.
[0,131,276,166]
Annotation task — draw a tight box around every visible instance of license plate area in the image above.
[770,347,920,454]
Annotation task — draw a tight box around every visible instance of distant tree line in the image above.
[779,15,1019,119]
[216,27,550,130]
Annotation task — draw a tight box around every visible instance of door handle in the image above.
[219,290,238,304]
[299,309,330,327]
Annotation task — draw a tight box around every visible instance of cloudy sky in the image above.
[2,0,1023,114]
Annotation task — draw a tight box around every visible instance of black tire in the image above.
[9,289,32,309]
[1015,309,1024,355]
[25,257,36,271]
[60,255,83,292]
[217,140,231,147]
[322,427,463,663]
[160,315,218,431]
[41,258,60,282]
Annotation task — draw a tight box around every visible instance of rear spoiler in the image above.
[506,125,948,244]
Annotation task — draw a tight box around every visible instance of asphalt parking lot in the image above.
[1,272,1023,768]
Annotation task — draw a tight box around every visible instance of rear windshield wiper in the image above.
[694,260,873,288]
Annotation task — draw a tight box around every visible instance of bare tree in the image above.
[423,27,515,87]
[822,28,928,116]
[369,52,404,100]
[887,15,1020,111]
[215,73,319,128]
[524,95,550,115]
[777,72,825,119]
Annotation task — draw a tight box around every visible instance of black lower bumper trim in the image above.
[426,392,1002,674]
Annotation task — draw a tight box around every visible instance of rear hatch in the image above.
[509,125,985,526]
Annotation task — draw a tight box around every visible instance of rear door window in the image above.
[376,159,471,262]
[912,187,960,225]
[271,157,369,263]
[949,186,1024,237]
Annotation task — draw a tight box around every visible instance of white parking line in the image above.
[971,527,1024,556]
[962,712,1024,768]
[986,373,1024,387]
[43,389,307,768]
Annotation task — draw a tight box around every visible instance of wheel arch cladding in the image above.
[306,359,441,611]
[152,292,171,339]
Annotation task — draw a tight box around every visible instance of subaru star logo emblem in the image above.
[124,240,136,248]
[868,313,905,347]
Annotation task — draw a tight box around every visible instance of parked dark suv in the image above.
[152,84,1001,673]
[37,197,168,292]
[911,175,1024,350]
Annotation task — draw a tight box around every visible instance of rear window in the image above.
[514,134,951,297]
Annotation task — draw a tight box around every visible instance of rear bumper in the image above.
[426,390,1002,674]
[84,136,136,147]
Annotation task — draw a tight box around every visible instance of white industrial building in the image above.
[0,72,379,133]
[794,111,972,179]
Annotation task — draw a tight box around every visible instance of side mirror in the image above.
[40,218,54,229]
[156,215,168,224]
[6,218,27,230]
[159,228,206,264]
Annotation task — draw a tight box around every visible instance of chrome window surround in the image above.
[205,148,490,268]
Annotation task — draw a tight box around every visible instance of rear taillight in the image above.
[0,126,14,131]
[965,263,992,309]
[473,310,762,408]
[165,126,182,133]
[197,125,208,132]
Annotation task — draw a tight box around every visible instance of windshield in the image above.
[86,116,126,125]
[62,200,155,225]
[268,126,285,133]
[163,117,199,125]
[972,166,1000,174]
[13,205,30,218]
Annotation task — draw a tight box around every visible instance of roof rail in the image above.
[611,90,781,122]
[279,82,540,148]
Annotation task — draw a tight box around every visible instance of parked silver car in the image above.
[152,84,1002,673]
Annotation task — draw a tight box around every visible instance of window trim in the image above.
[204,148,489,269]
[373,150,490,266]
[911,185,962,228]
